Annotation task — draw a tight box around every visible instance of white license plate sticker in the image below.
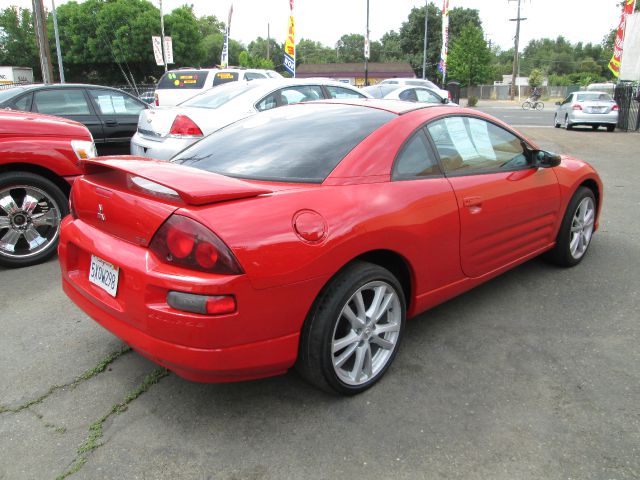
[89,255,119,297]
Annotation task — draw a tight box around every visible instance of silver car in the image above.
[554,91,619,131]
[131,79,370,160]
[379,77,451,102]
[362,84,455,105]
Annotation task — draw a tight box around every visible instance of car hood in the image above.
[0,110,90,138]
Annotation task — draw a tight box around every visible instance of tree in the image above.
[446,24,493,86]
[248,36,285,67]
[296,38,335,64]
[335,33,381,63]
[164,6,206,68]
[0,7,39,77]
[528,68,543,87]
[380,30,403,62]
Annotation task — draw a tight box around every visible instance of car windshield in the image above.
[0,87,25,103]
[172,104,396,183]
[180,83,258,109]
[576,93,613,102]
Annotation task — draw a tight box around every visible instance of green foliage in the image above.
[249,36,285,67]
[0,7,39,78]
[447,24,493,86]
[467,96,478,107]
[335,33,381,63]
[528,68,543,87]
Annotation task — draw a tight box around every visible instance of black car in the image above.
[0,83,149,155]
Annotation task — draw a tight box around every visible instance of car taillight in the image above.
[448,91,452,100]
[149,214,243,274]
[169,115,203,137]
[572,104,582,110]
[154,93,159,106]
[612,104,619,111]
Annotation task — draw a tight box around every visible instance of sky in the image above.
[9,0,623,52]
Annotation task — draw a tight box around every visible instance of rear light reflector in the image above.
[169,115,203,137]
[167,291,236,315]
[150,214,243,274]
[154,93,159,106]
[612,104,619,111]
[572,104,582,110]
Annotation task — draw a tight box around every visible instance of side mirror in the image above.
[534,150,561,168]
[555,101,561,106]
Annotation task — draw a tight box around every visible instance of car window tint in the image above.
[393,130,440,180]
[33,89,90,115]
[183,83,256,109]
[172,104,396,183]
[427,116,527,174]
[245,72,266,80]
[399,89,418,102]
[326,86,366,99]
[280,86,324,105]
[157,71,209,89]
[256,93,278,111]
[576,93,613,102]
[89,90,145,115]
[13,93,32,111]
[415,89,441,103]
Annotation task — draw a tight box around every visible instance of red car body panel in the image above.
[0,110,91,180]
[58,102,603,383]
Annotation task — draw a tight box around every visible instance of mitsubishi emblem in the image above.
[97,204,106,221]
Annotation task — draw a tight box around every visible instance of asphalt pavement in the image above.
[1,117,639,480]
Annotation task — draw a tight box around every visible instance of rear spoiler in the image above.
[82,156,272,206]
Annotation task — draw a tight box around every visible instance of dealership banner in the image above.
[221,4,233,68]
[609,0,637,77]
[152,36,164,66]
[163,36,173,64]
[284,0,296,76]
[438,0,450,80]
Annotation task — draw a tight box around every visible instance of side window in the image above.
[415,89,441,104]
[393,130,441,180]
[562,94,573,105]
[280,86,323,105]
[426,116,528,174]
[256,93,278,111]
[89,89,145,115]
[33,89,91,115]
[12,93,33,111]
[245,72,266,81]
[325,86,366,99]
[399,89,418,102]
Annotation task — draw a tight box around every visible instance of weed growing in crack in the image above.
[56,368,170,480]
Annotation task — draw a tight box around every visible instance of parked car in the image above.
[60,99,602,394]
[554,91,619,131]
[0,109,96,267]
[0,83,149,155]
[132,78,370,160]
[154,67,283,107]
[138,91,156,105]
[379,77,451,101]
[363,84,454,105]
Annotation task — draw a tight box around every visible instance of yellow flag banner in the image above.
[609,0,637,77]
[284,1,295,76]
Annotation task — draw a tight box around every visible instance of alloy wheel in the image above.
[569,196,595,260]
[331,281,401,386]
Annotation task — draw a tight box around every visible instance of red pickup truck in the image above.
[0,109,96,267]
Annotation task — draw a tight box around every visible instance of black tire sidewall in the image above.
[298,261,406,395]
[0,171,69,268]
[551,187,596,267]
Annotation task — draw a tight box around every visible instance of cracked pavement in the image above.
[1,124,639,479]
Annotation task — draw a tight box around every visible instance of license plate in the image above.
[89,255,119,297]
[590,107,605,113]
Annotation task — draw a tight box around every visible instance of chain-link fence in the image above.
[614,83,640,132]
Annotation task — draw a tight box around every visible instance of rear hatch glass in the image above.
[157,71,209,89]
[213,72,239,86]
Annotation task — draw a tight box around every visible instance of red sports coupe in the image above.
[59,100,602,394]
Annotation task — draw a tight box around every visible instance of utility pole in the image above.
[32,0,54,84]
[508,0,526,100]
[364,0,370,86]
[422,0,428,79]
[159,0,167,72]
[51,0,64,83]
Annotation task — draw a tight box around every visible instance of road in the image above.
[475,103,555,128]
[1,118,639,480]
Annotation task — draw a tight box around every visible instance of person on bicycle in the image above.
[531,86,541,102]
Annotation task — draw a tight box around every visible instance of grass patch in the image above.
[4,345,131,414]
[56,368,169,480]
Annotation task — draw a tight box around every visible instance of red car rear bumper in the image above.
[59,218,322,383]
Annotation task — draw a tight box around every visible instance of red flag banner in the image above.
[609,0,637,77]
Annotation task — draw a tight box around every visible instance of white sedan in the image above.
[131,79,370,160]
[362,84,455,105]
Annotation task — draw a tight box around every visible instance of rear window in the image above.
[576,93,613,102]
[213,72,239,86]
[181,82,257,109]
[157,71,209,89]
[172,104,396,183]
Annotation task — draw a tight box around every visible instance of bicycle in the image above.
[522,97,544,110]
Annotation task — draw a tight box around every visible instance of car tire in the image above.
[554,114,561,128]
[0,172,68,268]
[607,124,615,132]
[545,186,596,268]
[296,261,406,395]
[565,115,573,130]
[591,125,599,131]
